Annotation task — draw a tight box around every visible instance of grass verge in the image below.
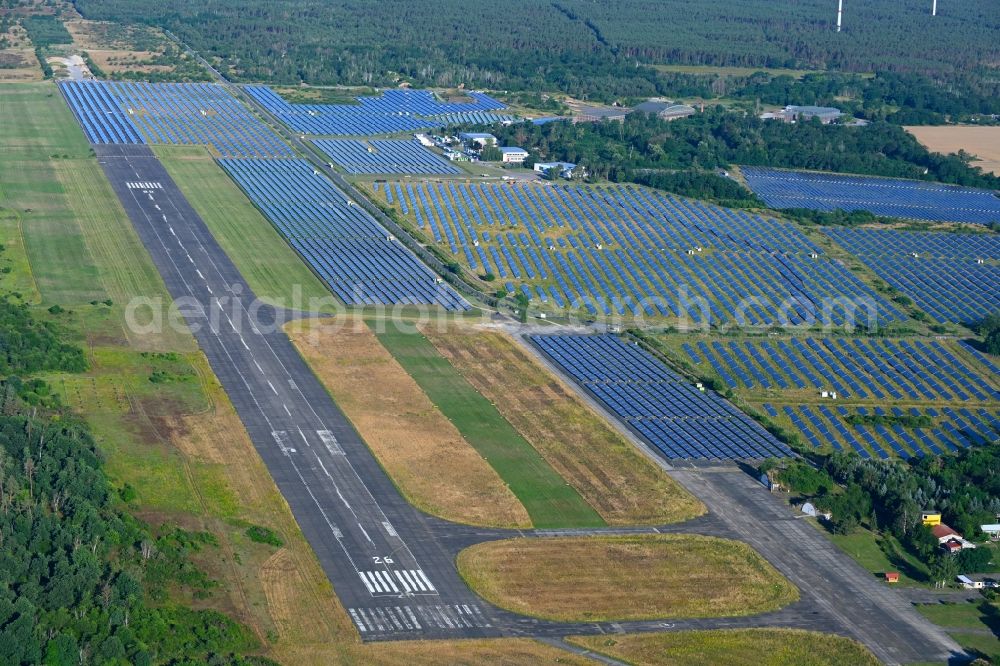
[425,325,704,525]
[154,144,334,311]
[285,317,531,528]
[373,324,604,528]
[457,534,798,622]
[568,629,879,665]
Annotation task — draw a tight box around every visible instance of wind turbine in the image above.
[932,0,937,16]
[836,0,843,32]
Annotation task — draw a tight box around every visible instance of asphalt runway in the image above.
[92,143,506,640]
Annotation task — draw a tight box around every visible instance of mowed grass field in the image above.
[457,535,798,622]
[425,325,704,525]
[155,145,335,311]
[374,324,605,528]
[286,317,531,528]
[0,82,191,350]
[905,125,1000,176]
[568,629,879,666]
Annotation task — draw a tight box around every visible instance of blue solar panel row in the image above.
[826,227,1000,261]
[825,227,999,324]
[60,81,293,158]
[377,181,903,324]
[218,159,468,310]
[244,85,509,136]
[742,166,1000,224]
[775,403,1000,460]
[686,337,999,402]
[313,139,460,175]
[530,334,793,461]
[59,80,145,144]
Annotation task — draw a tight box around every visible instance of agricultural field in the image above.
[369,179,902,325]
[568,629,879,666]
[906,125,1000,177]
[649,332,1000,459]
[457,535,798,622]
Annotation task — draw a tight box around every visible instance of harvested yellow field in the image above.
[569,629,879,665]
[424,326,704,524]
[905,125,1000,176]
[457,535,798,622]
[286,318,531,528]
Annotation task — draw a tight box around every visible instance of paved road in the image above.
[668,467,966,665]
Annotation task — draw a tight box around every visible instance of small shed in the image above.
[884,572,900,584]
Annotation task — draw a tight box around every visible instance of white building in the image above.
[459,132,497,148]
[533,161,578,178]
[499,147,529,164]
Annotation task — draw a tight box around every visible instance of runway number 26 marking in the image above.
[372,556,394,565]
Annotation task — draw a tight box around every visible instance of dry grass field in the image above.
[424,325,704,525]
[568,629,879,665]
[285,317,531,528]
[457,535,798,622]
[905,125,1000,176]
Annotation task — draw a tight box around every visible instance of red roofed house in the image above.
[932,523,976,552]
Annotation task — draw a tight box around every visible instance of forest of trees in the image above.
[71,0,1000,105]
[0,300,271,664]
[769,444,1000,581]
[478,108,1000,202]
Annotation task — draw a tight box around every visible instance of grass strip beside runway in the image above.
[374,325,605,528]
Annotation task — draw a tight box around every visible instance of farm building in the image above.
[632,100,696,121]
[459,132,497,148]
[500,147,529,164]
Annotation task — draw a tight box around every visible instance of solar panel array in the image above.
[60,80,145,144]
[742,166,1000,224]
[826,227,1000,324]
[219,159,468,310]
[313,139,460,175]
[774,404,999,460]
[60,81,292,158]
[530,334,793,461]
[685,337,999,402]
[377,181,903,325]
[244,85,509,136]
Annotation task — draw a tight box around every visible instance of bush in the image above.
[245,525,283,547]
